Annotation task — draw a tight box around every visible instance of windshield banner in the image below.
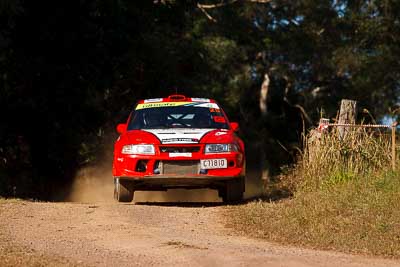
[135,102,219,110]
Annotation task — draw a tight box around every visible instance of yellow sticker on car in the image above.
[135,102,192,110]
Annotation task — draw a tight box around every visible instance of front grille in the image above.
[160,160,199,175]
[159,146,201,153]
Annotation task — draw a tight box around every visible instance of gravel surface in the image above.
[1,200,399,267]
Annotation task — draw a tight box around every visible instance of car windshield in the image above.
[128,103,229,130]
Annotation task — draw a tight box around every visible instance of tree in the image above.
[1,0,400,198]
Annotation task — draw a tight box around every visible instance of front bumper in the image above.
[113,151,245,178]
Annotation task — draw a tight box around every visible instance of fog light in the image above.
[135,160,148,172]
[199,169,208,174]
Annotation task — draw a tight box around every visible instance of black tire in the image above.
[221,177,245,203]
[114,178,134,202]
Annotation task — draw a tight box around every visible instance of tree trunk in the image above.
[259,73,270,116]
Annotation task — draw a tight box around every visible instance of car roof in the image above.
[137,94,216,104]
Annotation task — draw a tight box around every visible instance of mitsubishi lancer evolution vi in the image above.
[112,94,245,203]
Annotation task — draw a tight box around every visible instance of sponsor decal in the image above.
[194,102,219,108]
[162,138,199,144]
[136,102,191,110]
[169,152,192,157]
[215,131,228,136]
[143,129,213,143]
[136,101,220,110]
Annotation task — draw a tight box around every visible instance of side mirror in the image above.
[230,122,239,132]
[116,123,127,134]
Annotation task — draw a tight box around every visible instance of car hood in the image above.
[118,130,161,145]
[121,128,236,145]
[142,128,213,144]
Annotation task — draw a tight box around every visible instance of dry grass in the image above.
[227,127,400,258]
[300,127,392,190]
[0,198,24,204]
[228,171,400,257]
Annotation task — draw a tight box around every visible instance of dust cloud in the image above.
[244,169,268,199]
[66,165,114,203]
[65,156,223,203]
[66,163,222,203]
[66,165,266,204]
[66,141,267,203]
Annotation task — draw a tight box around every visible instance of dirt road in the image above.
[1,199,399,267]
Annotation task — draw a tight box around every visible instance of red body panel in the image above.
[113,129,245,178]
[112,95,245,188]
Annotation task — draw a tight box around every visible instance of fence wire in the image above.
[317,118,397,170]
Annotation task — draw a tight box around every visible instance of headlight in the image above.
[204,144,238,154]
[121,144,155,155]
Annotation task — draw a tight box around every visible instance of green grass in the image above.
[299,127,392,190]
[227,128,400,258]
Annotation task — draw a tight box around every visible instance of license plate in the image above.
[200,159,227,169]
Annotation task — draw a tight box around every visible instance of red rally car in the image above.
[113,94,245,203]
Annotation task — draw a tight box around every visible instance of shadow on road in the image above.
[133,201,225,208]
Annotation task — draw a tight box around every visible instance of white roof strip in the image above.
[144,98,163,103]
[191,98,210,102]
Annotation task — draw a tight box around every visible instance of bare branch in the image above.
[198,0,272,9]
[196,3,218,22]
[294,104,312,125]
[197,0,272,21]
[197,0,239,9]
[246,0,272,3]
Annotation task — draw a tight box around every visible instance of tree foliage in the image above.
[0,0,399,198]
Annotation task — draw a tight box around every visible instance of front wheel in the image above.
[219,177,245,203]
[114,178,134,202]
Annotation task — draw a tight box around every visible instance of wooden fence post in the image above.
[338,99,357,138]
[392,123,397,171]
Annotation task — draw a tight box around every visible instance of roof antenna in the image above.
[174,87,178,94]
